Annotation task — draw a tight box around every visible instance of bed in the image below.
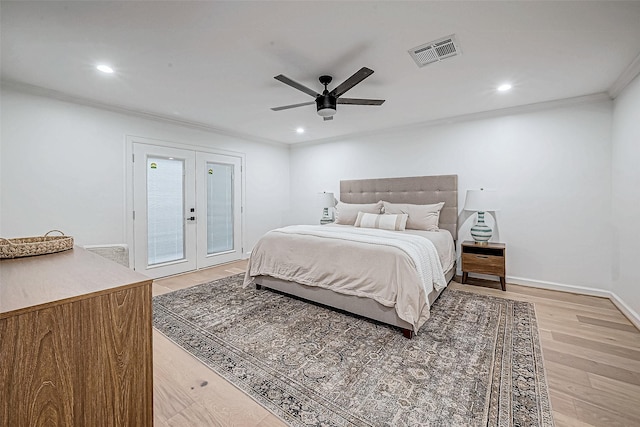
[243,175,458,338]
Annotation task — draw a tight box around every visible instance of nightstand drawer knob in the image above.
[476,255,489,258]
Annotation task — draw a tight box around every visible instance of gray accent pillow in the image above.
[335,201,383,225]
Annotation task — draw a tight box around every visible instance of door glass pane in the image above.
[207,162,234,254]
[147,157,185,265]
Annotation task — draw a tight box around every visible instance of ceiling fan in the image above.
[271,67,385,121]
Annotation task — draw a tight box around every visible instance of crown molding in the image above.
[0,79,287,148]
[291,92,612,148]
[608,51,640,99]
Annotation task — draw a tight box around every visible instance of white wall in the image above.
[0,87,290,253]
[1,85,627,305]
[611,75,640,317]
[0,88,3,236]
[290,101,613,291]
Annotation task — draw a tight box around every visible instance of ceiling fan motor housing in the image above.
[316,94,337,116]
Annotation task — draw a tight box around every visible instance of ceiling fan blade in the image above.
[323,116,334,121]
[271,101,315,111]
[337,98,385,106]
[274,75,320,97]
[330,67,375,98]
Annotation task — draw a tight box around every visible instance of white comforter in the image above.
[244,224,453,331]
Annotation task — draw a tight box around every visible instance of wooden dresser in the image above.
[0,247,153,426]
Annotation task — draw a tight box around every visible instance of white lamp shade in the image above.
[319,192,336,208]
[463,189,500,212]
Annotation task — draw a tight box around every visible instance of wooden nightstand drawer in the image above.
[462,253,505,276]
[461,241,506,291]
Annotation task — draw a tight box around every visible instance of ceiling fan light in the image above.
[317,107,336,117]
[96,64,114,74]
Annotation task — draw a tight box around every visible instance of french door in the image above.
[132,143,242,278]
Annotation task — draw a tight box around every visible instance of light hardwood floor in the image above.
[153,261,640,427]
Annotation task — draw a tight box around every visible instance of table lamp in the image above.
[319,192,335,224]
[463,188,500,244]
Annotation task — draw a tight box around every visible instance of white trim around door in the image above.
[126,136,245,278]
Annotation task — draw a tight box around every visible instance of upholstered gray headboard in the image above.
[340,175,458,240]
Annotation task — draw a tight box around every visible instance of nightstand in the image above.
[461,241,506,291]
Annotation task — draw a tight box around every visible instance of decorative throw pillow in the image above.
[335,201,383,225]
[354,212,408,231]
[382,201,445,231]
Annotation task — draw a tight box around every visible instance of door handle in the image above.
[187,216,196,221]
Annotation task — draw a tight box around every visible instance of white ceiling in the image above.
[2,1,640,145]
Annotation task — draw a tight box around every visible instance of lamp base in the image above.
[320,207,334,225]
[471,211,492,244]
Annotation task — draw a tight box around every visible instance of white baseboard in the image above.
[507,276,612,298]
[507,275,640,330]
[609,292,640,331]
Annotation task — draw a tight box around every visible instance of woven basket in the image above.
[0,230,74,259]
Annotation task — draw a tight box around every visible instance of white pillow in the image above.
[335,201,383,225]
[354,212,408,231]
[382,201,444,231]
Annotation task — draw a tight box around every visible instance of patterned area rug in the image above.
[153,274,554,426]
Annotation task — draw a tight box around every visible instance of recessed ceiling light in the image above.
[96,64,114,74]
[296,127,305,134]
[497,83,512,92]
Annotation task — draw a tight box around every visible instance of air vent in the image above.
[409,35,461,67]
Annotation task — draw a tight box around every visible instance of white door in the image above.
[132,143,242,278]
[196,153,242,268]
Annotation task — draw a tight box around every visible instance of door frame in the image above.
[125,135,246,273]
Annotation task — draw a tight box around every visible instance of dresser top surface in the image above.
[1,247,152,318]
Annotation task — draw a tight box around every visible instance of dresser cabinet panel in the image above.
[1,248,153,427]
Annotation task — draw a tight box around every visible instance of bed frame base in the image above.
[253,265,454,339]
